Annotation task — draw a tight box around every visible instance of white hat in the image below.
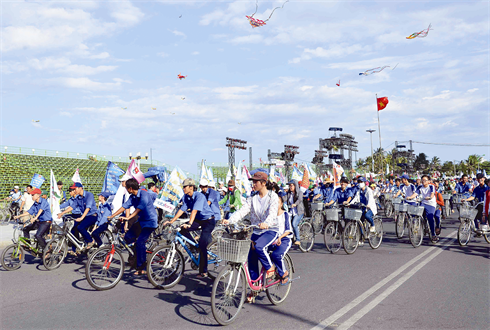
[14,186,19,189]
[119,173,132,182]
[209,180,216,188]
[199,178,209,186]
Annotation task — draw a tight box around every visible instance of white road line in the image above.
[311,231,457,330]
[337,231,457,330]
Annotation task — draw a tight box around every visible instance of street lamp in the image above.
[129,151,148,168]
[366,129,376,172]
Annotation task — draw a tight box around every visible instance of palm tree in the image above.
[430,156,441,170]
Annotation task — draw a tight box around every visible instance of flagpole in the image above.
[376,94,383,175]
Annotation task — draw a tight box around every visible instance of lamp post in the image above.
[366,129,376,173]
[129,152,148,168]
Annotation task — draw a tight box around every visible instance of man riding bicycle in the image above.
[395,174,417,205]
[354,177,377,233]
[462,173,488,232]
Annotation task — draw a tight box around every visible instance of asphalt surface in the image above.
[1,212,489,330]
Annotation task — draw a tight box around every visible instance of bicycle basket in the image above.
[407,205,424,216]
[325,208,339,221]
[442,194,451,200]
[162,226,177,242]
[217,238,251,263]
[311,203,324,211]
[51,223,63,235]
[384,193,392,200]
[453,195,464,204]
[344,208,362,221]
[460,207,478,220]
[394,203,408,212]
[393,197,403,204]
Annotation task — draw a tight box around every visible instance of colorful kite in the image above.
[32,120,40,122]
[181,97,185,100]
[336,80,340,87]
[246,0,289,28]
[177,73,187,80]
[121,107,127,110]
[152,107,156,110]
[406,24,432,39]
[359,66,390,76]
[392,63,399,70]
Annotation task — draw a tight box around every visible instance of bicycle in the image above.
[0,229,48,270]
[394,198,408,239]
[383,193,395,218]
[146,220,222,289]
[297,214,315,253]
[310,201,325,234]
[406,203,425,248]
[442,193,452,218]
[457,202,490,246]
[342,205,383,255]
[210,225,297,326]
[85,217,160,291]
[0,202,21,226]
[323,206,343,254]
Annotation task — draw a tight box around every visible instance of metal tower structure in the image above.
[283,145,299,181]
[319,127,358,172]
[225,137,247,179]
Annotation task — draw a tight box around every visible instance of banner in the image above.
[200,160,208,181]
[30,174,45,189]
[292,166,303,182]
[333,161,344,187]
[155,166,187,207]
[102,161,125,195]
[299,165,309,193]
[128,159,146,184]
[72,168,81,183]
[271,159,285,168]
[49,169,62,223]
[225,169,232,184]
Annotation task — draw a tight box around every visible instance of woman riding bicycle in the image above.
[355,177,377,233]
[222,171,279,294]
[285,179,305,246]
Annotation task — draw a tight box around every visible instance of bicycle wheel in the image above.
[483,230,490,244]
[342,221,360,254]
[266,253,293,305]
[43,238,68,270]
[1,244,25,270]
[457,220,471,246]
[207,239,222,280]
[444,200,451,218]
[409,216,423,248]
[311,211,323,234]
[147,245,185,289]
[212,228,226,240]
[368,217,383,249]
[13,224,23,243]
[395,213,406,239]
[385,203,392,218]
[0,209,11,226]
[85,246,125,291]
[298,222,314,253]
[211,264,246,326]
[323,222,342,253]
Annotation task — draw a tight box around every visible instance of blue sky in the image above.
[2,0,489,174]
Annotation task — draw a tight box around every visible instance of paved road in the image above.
[1,212,489,329]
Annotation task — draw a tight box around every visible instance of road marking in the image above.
[337,231,457,330]
[311,231,457,330]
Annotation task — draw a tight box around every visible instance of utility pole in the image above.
[249,147,253,171]
[226,137,247,179]
[366,129,376,173]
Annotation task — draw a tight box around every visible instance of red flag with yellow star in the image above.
[377,96,389,111]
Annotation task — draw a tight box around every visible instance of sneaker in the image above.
[370,226,376,233]
[481,224,489,232]
[431,236,439,243]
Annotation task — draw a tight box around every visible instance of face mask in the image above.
[228,187,234,192]
[359,182,366,189]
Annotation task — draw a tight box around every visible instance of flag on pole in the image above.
[269,165,276,182]
[243,165,251,179]
[377,96,389,111]
[292,166,303,181]
[30,174,45,189]
[200,160,208,181]
[128,159,146,183]
[241,167,252,196]
[333,161,344,187]
[72,168,81,183]
[102,161,126,195]
[225,169,232,184]
[50,169,62,223]
[299,165,309,192]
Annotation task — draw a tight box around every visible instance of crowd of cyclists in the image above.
[1,170,489,308]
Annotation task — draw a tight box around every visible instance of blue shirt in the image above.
[455,182,472,196]
[60,196,82,214]
[27,198,52,222]
[329,187,353,204]
[180,191,215,221]
[472,184,489,202]
[320,184,334,203]
[348,185,359,198]
[148,190,158,204]
[11,191,22,204]
[122,189,158,228]
[96,202,112,226]
[204,188,222,220]
[76,190,96,217]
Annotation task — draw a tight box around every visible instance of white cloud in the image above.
[158,52,169,58]
[169,29,186,38]
[290,44,373,64]
[467,88,479,93]
[192,51,200,55]
[60,111,74,117]
[49,77,127,90]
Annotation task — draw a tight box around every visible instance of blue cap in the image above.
[358,177,367,182]
[74,182,83,188]
[400,174,410,180]
[98,191,111,198]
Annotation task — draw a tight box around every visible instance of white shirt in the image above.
[416,185,436,207]
[21,192,34,211]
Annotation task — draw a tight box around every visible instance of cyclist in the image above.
[165,178,216,278]
[462,173,488,231]
[435,189,445,220]
[482,186,490,232]
[57,186,83,221]
[90,192,113,247]
[407,175,440,242]
[320,178,335,204]
[57,181,67,204]
[110,178,159,275]
[5,185,22,216]
[14,188,52,251]
[453,174,472,197]
[393,178,402,194]
[218,179,242,219]
[19,185,34,222]
[223,171,279,286]
[269,183,293,285]
[73,183,98,251]
[325,177,353,208]
[355,177,377,233]
[200,178,222,221]
[395,174,417,205]
[284,179,305,247]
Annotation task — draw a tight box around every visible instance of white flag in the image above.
[50,169,62,223]
[72,167,81,183]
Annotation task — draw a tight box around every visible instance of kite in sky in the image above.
[177,73,187,80]
[152,107,156,110]
[246,0,289,28]
[406,24,432,39]
[359,66,390,76]
[32,120,40,122]
[170,112,176,115]
[121,107,127,110]
[181,97,185,100]
[179,15,182,18]
[392,63,399,70]
[336,80,340,87]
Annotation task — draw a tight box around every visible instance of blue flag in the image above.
[30,174,45,189]
[102,161,125,195]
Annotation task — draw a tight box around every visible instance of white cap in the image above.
[209,180,216,188]
[199,178,209,186]
[14,186,19,189]
[119,173,132,182]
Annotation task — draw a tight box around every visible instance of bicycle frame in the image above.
[174,232,220,266]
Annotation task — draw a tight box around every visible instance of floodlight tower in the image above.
[226,137,247,179]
